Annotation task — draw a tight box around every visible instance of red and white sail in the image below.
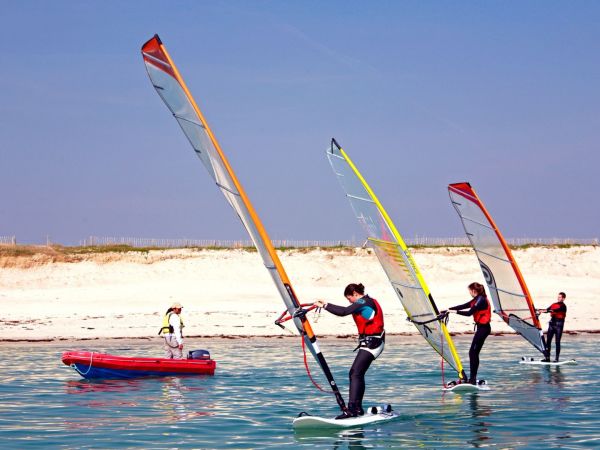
[448,182,546,354]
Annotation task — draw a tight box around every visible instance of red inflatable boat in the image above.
[62,350,216,379]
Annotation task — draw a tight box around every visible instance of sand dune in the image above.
[0,246,598,341]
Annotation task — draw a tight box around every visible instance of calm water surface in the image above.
[0,335,597,449]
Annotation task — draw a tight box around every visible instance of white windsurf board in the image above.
[443,381,490,392]
[519,357,576,366]
[293,406,398,430]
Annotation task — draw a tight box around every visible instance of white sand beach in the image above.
[0,246,598,341]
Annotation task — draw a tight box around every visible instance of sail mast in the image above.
[141,35,346,410]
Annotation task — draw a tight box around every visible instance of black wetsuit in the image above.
[324,296,384,415]
[450,295,491,383]
[545,302,567,361]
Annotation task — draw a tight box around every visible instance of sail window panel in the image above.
[478,252,527,313]
[454,198,506,261]
[508,317,545,352]
[176,119,218,180]
[146,64,198,121]
[371,240,462,373]
[348,198,396,241]
[328,156,396,241]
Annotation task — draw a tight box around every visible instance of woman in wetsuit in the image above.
[446,282,491,385]
[314,283,385,419]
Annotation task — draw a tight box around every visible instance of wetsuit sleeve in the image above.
[455,297,487,317]
[324,302,364,317]
[449,301,472,311]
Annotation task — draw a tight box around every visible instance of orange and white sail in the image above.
[142,35,347,410]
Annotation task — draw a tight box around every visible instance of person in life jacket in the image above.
[443,282,491,385]
[158,302,185,359]
[538,292,567,362]
[314,283,385,419]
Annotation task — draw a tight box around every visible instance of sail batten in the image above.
[448,182,546,354]
[142,35,347,410]
[474,248,511,263]
[461,216,495,230]
[327,139,466,379]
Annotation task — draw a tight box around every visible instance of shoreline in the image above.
[3,329,599,344]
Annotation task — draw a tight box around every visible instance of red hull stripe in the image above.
[62,351,216,375]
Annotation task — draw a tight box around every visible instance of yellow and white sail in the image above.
[327,139,466,378]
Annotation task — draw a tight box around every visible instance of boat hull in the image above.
[62,351,216,379]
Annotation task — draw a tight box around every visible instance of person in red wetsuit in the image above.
[314,283,385,419]
[538,292,567,362]
[443,282,491,385]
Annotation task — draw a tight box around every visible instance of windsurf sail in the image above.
[142,35,347,411]
[448,182,546,354]
[327,139,466,380]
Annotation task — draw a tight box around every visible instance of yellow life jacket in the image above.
[158,311,184,335]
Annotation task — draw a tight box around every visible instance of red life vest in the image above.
[352,297,385,335]
[549,302,566,320]
[472,296,491,325]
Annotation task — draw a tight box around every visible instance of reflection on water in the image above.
[0,335,598,448]
[466,394,492,448]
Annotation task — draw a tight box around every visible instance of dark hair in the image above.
[344,283,365,297]
[468,282,486,297]
[559,292,566,299]
[165,307,174,314]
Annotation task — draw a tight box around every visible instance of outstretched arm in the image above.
[453,297,486,317]
[449,300,472,312]
[314,300,364,317]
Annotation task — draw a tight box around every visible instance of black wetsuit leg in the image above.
[349,349,375,412]
[548,321,564,360]
[546,322,555,359]
[469,323,491,382]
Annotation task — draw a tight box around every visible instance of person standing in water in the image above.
[444,282,491,385]
[314,283,385,419]
[158,302,185,359]
[538,292,567,362]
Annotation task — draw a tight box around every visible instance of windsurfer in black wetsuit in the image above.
[538,292,567,362]
[314,283,385,419]
[442,282,491,385]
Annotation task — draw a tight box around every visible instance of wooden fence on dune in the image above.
[1,235,598,248]
[0,236,16,245]
[78,236,599,248]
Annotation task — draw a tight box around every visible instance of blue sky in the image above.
[1,1,598,244]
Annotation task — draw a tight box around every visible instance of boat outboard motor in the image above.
[187,349,210,360]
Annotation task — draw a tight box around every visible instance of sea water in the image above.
[0,335,597,449]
